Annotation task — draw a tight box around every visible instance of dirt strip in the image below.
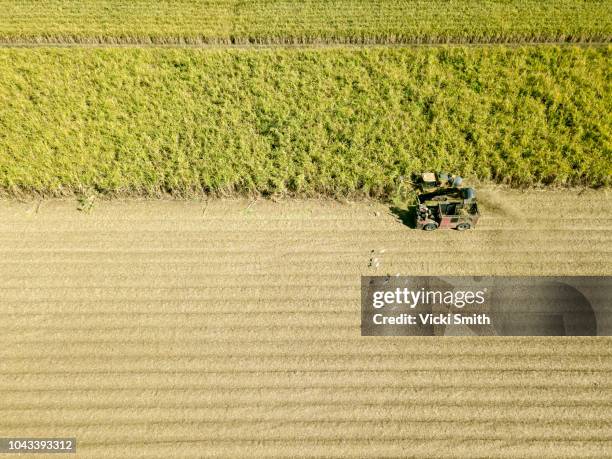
[0,41,609,49]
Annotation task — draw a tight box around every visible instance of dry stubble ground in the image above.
[0,189,610,457]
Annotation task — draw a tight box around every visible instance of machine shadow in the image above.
[390,205,417,229]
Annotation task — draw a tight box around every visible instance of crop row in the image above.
[0,46,609,197]
[0,0,610,45]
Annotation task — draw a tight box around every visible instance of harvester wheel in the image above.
[423,223,438,231]
[456,223,471,231]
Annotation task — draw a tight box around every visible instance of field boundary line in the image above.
[0,41,610,50]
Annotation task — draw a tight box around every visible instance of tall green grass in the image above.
[0,0,610,45]
[0,46,609,197]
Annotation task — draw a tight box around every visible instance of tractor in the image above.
[414,172,479,231]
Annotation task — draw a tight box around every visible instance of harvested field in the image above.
[0,0,610,45]
[1,46,610,196]
[0,189,610,457]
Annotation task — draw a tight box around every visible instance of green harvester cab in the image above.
[414,172,479,231]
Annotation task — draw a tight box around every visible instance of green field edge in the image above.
[1,36,610,48]
[0,181,609,203]
[1,41,611,50]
